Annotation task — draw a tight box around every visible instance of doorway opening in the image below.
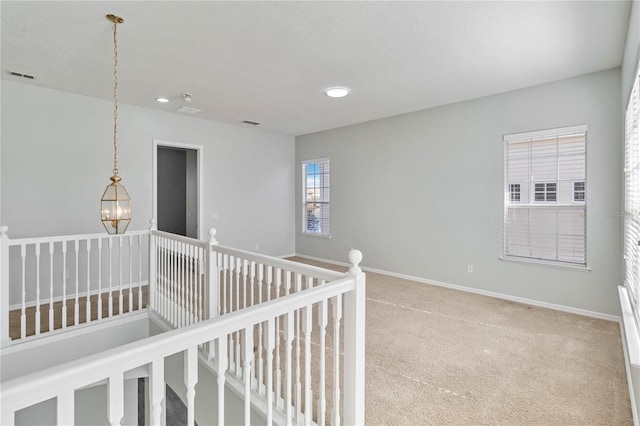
[153,140,203,239]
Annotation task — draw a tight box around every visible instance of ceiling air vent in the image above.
[8,71,35,80]
[242,120,261,126]
[176,106,202,115]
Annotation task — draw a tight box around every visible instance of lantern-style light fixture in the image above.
[101,14,131,234]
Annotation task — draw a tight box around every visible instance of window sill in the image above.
[300,232,331,239]
[499,256,591,271]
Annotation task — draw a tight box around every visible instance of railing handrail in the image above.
[213,244,345,282]
[151,229,209,249]
[8,229,150,247]
[0,276,357,413]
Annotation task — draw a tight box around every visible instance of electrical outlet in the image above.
[255,244,260,251]
[467,265,473,273]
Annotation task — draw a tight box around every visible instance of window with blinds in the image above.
[504,125,587,265]
[302,159,330,236]
[624,65,640,327]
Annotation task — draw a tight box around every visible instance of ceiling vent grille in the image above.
[176,106,202,115]
[8,71,35,80]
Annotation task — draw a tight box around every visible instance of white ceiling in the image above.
[1,1,632,136]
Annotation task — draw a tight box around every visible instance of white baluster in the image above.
[243,326,253,424]
[285,270,291,296]
[295,273,302,424]
[35,243,41,335]
[129,234,134,313]
[275,268,282,408]
[118,235,124,315]
[332,295,342,426]
[196,246,202,321]
[182,242,187,326]
[149,219,158,313]
[303,302,313,426]
[57,389,74,425]
[222,254,228,317]
[187,244,194,324]
[216,337,228,426]
[235,257,241,376]
[20,244,26,338]
[49,242,54,332]
[86,239,92,323]
[206,228,219,321]
[171,238,177,326]
[138,233,143,310]
[265,318,275,425]
[98,238,103,320]
[108,237,114,318]
[318,297,328,426]
[250,261,256,307]
[108,373,124,426]
[242,259,248,310]
[284,311,294,426]
[138,234,142,310]
[266,265,273,302]
[74,239,79,325]
[162,237,168,320]
[150,357,165,426]
[257,264,264,394]
[62,241,68,328]
[185,346,198,426]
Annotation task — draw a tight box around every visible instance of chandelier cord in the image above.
[112,20,119,177]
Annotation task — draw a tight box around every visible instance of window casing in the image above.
[504,125,587,266]
[624,64,640,328]
[302,159,330,236]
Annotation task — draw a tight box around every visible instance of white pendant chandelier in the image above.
[100,14,131,235]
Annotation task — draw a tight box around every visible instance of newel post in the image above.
[343,248,366,425]
[1,226,10,346]
[206,228,219,320]
[148,219,157,311]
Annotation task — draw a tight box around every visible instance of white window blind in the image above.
[302,159,330,236]
[624,65,640,327]
[504,125,587,265]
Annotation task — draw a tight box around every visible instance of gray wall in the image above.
[1,81,295,256]
[623,0,640,104]
[296,68,622,316]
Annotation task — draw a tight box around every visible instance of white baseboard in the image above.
[294,253,619,322]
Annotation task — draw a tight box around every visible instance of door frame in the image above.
[152,139,204,240]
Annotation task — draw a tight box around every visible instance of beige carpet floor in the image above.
[287,256,633,425]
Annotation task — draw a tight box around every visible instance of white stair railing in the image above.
[1,251,366,426]
[1,223,366,425]
[0,226,149,345]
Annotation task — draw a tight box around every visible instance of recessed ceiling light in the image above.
[156,97,169,103]
[326,87,349,98]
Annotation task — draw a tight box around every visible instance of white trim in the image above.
[293,253,616,321]
[503,124,588,142]
[499,256,591,271]
[152,139,204,240]
[619,286,640,425]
